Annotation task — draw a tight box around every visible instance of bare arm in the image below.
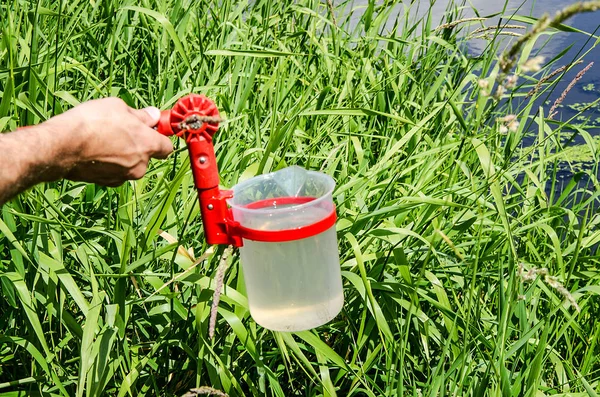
[0,98,173,205]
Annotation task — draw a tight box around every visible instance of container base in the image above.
[250,294,344,332]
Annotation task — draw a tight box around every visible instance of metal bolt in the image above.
[207,204,214,210]
[199,156,207,164]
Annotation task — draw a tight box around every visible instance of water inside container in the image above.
[229,166,343,331]
[239,217,343,331]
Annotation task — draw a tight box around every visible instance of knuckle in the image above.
[104,97,127,108]
[144,136,163,154]
[127,164,147,180]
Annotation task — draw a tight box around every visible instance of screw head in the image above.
[199,156,207,164]
[207,204,214,210]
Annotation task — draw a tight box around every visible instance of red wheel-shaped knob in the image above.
[157,94,220,140]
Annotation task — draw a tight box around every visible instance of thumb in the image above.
[131,106,162,127]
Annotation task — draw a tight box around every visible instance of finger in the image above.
[65,162,128,187]
[146,130,174,159]
[104,180,126,188]
[67,171,124,187]
[130,106,162,127]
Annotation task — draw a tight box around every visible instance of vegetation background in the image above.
[2,0,600,396]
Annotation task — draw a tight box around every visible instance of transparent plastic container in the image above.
[228,166,343,331]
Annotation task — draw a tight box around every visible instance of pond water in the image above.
[351,1,600,195]
[350,0,600,129]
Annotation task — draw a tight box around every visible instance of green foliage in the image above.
[2,0,600,396]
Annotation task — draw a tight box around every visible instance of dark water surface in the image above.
[351,1,600,196]
[350,0,600,128]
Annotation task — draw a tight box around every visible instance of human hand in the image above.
[46,97,173,187]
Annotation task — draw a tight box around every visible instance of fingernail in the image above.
[143,106,161,121]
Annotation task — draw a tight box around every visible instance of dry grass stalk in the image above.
[470,25,526,36]
[548,61,593,119]
[526,64,570,98]
[181,386,229,397]
[130,274,144,299]
[435,17,486,31]
[518,263,580,312]
[469,25,524,40]
[472,32,523,40]
[209,246,234,339]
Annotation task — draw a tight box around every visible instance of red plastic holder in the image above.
[157,94,336,247]
[228,197,337,243]
[157,94,237,246]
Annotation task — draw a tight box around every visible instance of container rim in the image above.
[227,169,336,214]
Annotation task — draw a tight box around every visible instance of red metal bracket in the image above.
[157,94,242,246]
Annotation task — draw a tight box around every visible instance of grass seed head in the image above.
[518,264,580,312]
[521,56,545,73]
[181,387,229,397]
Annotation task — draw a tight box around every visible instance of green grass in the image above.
[2,0,600,395]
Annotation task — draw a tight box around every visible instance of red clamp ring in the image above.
[226,198,337,245]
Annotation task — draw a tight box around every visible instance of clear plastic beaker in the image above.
[228,166,343,331]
